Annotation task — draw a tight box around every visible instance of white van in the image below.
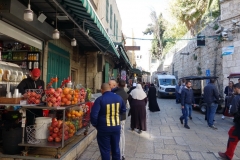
[153,74,177,98]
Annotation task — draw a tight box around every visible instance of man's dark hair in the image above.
[210,78,216,83]
[234,83,240,89]
[185,81,191,85]
[143,82,145,84]
[182,78,186,83]
[118,80,126,88]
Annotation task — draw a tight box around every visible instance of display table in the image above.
[0,102,92,159]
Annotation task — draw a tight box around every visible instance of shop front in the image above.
[0,0,122,159]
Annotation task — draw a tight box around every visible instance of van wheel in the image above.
[200,103,207,114]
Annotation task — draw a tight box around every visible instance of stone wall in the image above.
[219,0,240,86]
[163,22,224,93]
[78,52,99,92]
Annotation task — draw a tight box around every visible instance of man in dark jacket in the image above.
[112,80,128,160]
[218,83,240,160]
[203,78,219,130]
[17,68,44,125]
[91,83,126,160]
[180,81,195,129]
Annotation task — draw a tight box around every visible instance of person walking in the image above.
[222,81,234,119]
[203,78,219,130]
[111,80,128,160]
[127,83,136,94]
[109,80,118,92]
[179,79,193,120]
[128,84,147,134]
[175,81,181,104]
[179,81,196,129]
[218,83,240,160]
[90,83,126,160]
[147,84,160,112]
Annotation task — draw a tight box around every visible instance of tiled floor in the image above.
[78,98,240,160]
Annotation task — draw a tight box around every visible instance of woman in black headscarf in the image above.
[147,84,160,112]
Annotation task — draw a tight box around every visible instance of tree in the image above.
[169,0,219,31]
[143,11,166,59]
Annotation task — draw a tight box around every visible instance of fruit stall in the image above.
[0,76,94,159]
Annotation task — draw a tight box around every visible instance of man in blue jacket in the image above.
[91,83,126,160]
[180,81,196,129]
[203,78,219,130]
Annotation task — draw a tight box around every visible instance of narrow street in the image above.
[79,98,240,160]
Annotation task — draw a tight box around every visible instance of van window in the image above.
[159,79,176,86]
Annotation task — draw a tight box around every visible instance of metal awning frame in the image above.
[52,0,119,57]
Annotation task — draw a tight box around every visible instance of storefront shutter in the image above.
[105,62,109,83]
[113,69,117,80]
[47,43,70,87]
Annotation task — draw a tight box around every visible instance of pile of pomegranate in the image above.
[48,118,76,142]
[25,90,42,104]
[45,88,62,107]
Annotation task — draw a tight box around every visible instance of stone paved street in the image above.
[78,98,240,160]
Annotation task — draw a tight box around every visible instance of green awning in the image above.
[58,0,119,57]
[142,71,150,75]
[130,68,142,75]
[119,46,132,68]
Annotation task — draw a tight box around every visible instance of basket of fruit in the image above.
[25,89,43,104]
[45,88,62,107]
[47,118,76,142]
[61,87,76,106]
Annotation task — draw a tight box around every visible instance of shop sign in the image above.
[121,70,126,81]
[222,46,234,56]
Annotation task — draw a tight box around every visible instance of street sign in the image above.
[125,46,140,51]
[206,69,210,85]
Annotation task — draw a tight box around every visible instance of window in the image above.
[110,5,112,29]
[159,79,176,86]
[114,14,116,36]
[71,69,77,83]
[106,0,109,22]
[116,21,118,40]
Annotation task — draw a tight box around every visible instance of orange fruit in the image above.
[69,90,74,95]
[62,97,68,103]
[67,113,71,118]
[63,88,70,95]
[66,101,71,105]
[66,94,72,100]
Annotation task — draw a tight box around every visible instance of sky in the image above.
[116,0,170,70]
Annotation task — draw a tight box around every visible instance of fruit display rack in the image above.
[15,103,92,158]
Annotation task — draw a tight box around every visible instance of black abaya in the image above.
[147,87,160,112]
[128,95,147,131]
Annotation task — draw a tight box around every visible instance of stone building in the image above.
[76,0,124,92]
[219,0,240,86]
[160,21,224,92]
[159,0,240,93]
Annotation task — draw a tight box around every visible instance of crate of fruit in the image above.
[25,89,43,104]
